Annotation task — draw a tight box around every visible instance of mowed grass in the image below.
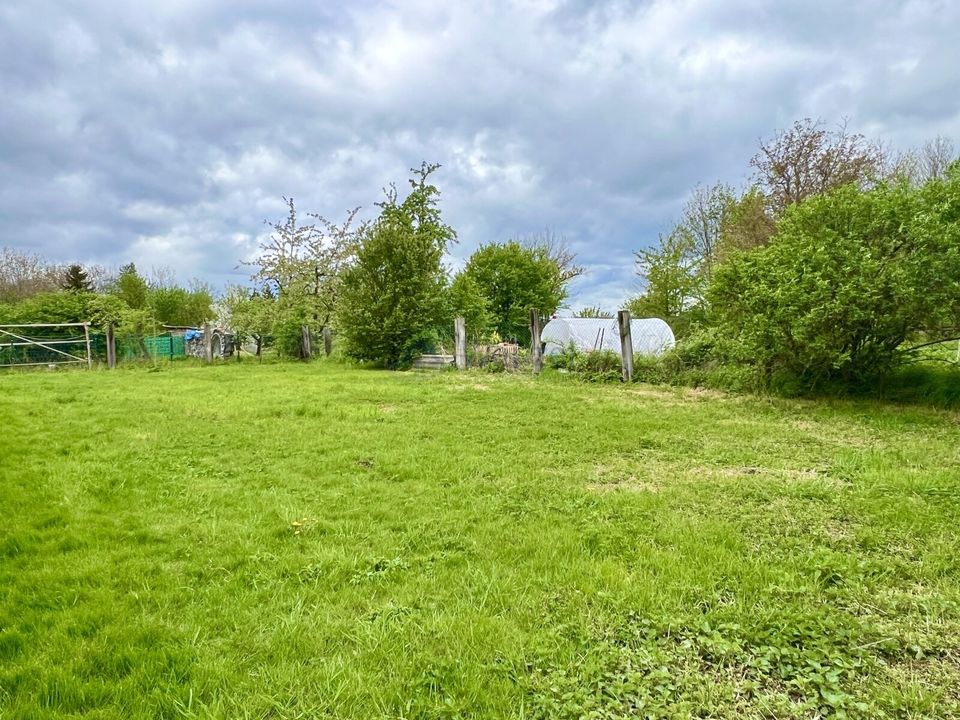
[1,362,959,719]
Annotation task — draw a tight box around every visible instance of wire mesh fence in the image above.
[0,326,205,368]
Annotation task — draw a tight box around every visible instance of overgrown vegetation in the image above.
[630,121,960,395]
[2,363,959,717]
[710,177,960,386]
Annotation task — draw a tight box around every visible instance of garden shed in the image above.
[541,317,675,356]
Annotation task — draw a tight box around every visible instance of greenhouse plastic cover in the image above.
[541,317,675,356]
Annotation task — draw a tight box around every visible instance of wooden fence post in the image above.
[301,325,312,359]
[323,327,332,357]
[618,309,633,383]
[529,309,542,375]
[454,316,467,370]
[106,324,116,369]
[83,322,93,370]
[203,323,213,363]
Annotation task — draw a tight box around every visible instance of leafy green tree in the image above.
[0,290,154,342]
[61,264,93,292]
[0,290,90,325]
[447,272,494,342]
[628,228,703,336]
[627,183,733,336]
[460,241,567,344]
[86,294,157,344]
[710,170,960,386]
[113,263,148,310]
[147,284,213,327]
[680,183,736,279]
[337,163,456,368]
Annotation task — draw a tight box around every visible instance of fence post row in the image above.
[617,309,634,383]
[454,316,467,370]
[529,309,542,375]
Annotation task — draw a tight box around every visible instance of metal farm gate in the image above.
[0,323,93,369]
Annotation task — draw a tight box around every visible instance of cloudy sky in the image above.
[2,0,959,310]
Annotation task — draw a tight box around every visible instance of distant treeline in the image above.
[4,120,959,391]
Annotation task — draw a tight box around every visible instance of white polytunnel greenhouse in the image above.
[541,317,675,356]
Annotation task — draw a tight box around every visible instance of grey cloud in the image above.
[2,0,959,311]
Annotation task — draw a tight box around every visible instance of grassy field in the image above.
[2,362,959,719]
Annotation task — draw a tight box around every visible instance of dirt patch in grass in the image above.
[710,465,840,484]
[587,480,660,493]
[587,459,662,493]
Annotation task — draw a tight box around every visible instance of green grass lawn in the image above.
[2,362,959,719]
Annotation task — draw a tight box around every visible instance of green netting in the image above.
[117,334,187,360]
[0,329,193,368]
[144,335,185,358]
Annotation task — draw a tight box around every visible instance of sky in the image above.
[2,0,959,312]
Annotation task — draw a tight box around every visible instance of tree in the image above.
[84,264,114,293]
[146,283,213,327]
[679,183,736,278]
[112,263,149,310]
[221,285,275,357]
[447,272,494,342]
[0,290,155,343]
[0,247,62,303]
[60,264,93,292]
[245,198,365,333]
[919,136,957,182]
[710,170,960,386]
[574,306,613,318]
[625,183,735,338]
[337,163,456,368]
[886,136,958,186]
[717,187,777,256]
[518,230,586,289]
[460,241,568,344]
[86,293,157,340]
[0,290,90,325]
[628,228,703,335]
[750,118,885,216]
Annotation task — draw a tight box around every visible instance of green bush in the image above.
[870,364,960,407]
[272,315,306,359]
[631,354,672,385]
[0,290,91,325]
[544,345,619,381]
[560,350,621,382]
[710,171,960,389]
[544,342,581,371]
